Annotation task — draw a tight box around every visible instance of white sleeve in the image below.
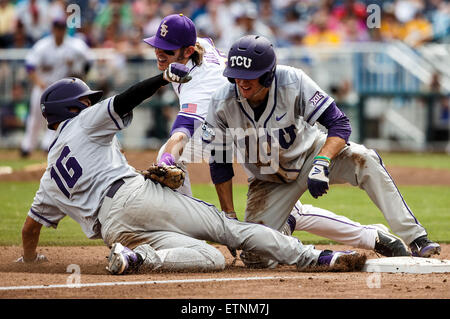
[79,96,133,143]
[297,69,334,125]
[25,41,44,69]
[177,76,213,120]
[28,182,65,229]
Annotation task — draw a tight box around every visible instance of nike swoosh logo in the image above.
[276,113,287,121]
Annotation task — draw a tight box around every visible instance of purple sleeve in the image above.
[317,102,352,142]
[171,114,201,137]
[209,148,234,184]
[209,161,234,184]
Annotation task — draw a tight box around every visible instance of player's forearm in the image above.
[21,216,43,262]
[317,136,346,160]
[163,132,189,159]
[28,70,45,89]
[214,179,235,213]
[114,73,169,117]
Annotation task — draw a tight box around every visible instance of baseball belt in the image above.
[100,178,125,214]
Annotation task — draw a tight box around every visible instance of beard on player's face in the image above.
[155,48,185,71]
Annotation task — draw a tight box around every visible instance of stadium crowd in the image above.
[0,0,448,146]
[0,0,448,51]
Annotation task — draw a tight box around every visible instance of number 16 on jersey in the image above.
[50,146,83,198]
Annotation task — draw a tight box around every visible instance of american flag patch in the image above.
[181,103,197,113]
[309,91,325,106]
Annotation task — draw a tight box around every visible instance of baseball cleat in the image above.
[372,224,411,257]
[316,250,366,271]
[409,235,441,258]
[106,243,143,275]
[281,214,296,236]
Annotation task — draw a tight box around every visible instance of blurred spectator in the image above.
[136,0,163,38]
[303,8,342,46]
[9,20,35,48]
[428,0,450,43]
[331,0,367,23]
[194,1,222,41]
[15,0,52,43]
[123,25,147,62]
[49,0,67,21]
[379,2,404,41]
[93,0,134,45]
[277,5,308,47]
[220,1,275,50]
[394,0,424,24]
[401,10,433,47]
[0,0,16,48]
[340,13,370,42]
[0,82,28,137]
[190,0,208,22]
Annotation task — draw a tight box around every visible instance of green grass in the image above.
[378,152,450,170]
[1,181,449,246]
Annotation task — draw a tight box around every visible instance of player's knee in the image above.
[200,245,225,270]
[208,249,226,270]
[347,143,380,170]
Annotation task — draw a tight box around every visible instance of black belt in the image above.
[106,179,125,198]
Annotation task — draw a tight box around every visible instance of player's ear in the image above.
[183,45,196,59]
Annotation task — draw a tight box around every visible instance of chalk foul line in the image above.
[0,275,305,291]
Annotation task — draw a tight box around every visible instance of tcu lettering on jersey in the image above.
[229,56,252,68]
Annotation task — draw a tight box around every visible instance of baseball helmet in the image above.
[40,78,103,129]
[143,14,197,50]
[223,35,276,87]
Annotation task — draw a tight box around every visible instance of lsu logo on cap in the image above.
[160,21,168,37]
[229,56,252,69]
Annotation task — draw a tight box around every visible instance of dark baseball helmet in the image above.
[223,35,276,87]
[40,78,103,129]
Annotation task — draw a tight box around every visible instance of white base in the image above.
[362,257,450,274]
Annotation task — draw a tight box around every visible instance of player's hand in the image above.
[163,63,192,83]
[15,253,48,264]
[307,158,330,198]
[224,211,238,258]
[158,152,176,166]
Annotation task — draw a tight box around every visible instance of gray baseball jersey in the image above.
[204,64,426,245]
[27,94,324,270]
[205,65,334,183]
[28,96,139,239]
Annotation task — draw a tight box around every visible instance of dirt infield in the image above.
[0,150,449,300]
[0,244,449,299]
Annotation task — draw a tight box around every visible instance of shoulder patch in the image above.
[309,91,325,106]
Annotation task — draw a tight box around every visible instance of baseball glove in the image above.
[141,164,185,190]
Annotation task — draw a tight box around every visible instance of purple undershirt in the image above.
[171,114,200,137]
[317,101,352,142]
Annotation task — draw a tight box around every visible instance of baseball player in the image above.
[20,17,94,157]
[142,14,413,259]
[17,73,366,274]
[203,35,441,268]
[143,13,228,196]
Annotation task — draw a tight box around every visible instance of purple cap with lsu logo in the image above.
[143,14,197,50]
